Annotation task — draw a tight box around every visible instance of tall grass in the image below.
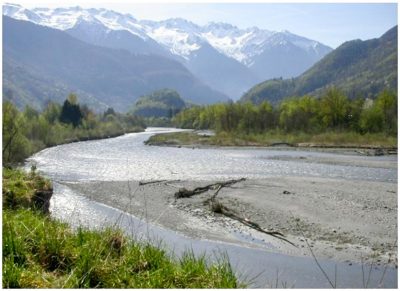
[3,209,238,288]
[3,167,52,210]
[2,168,239,288]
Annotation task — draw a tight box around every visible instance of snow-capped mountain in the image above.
[141,18,204,59]
[4,3,148,38]
[3,3,333,99]
[3,16,229,112]
[201,23,274,65]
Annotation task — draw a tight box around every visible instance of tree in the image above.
[376,90,397,134]
[2,102,30,164]
[257,101,275,131]
[320,87,349,129]
[23,105,39,120]
[359,90,398,134]
[279,96,318,132]
[346,97,365,132]
[43,102,61,124]
[67,93,78,105]
[238,103,257,134]
[104,107,116,117]
[359,105,383,133]
[59,94,83,127]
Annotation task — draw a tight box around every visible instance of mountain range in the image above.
[241,26,398,104]
[3,16,228,112]
[3,3,332,102]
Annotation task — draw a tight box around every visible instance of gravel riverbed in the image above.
[63,174,397,268]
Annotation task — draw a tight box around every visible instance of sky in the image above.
[7,1,398,48]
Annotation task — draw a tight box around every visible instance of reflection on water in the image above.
[28,128,397,288]
[28,128,397,183]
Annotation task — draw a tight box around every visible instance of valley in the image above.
[2,3,397,289]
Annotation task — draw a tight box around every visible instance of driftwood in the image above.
[139,180,168,186]
[173,177,295,246]
[207,183,296,246]
[211,202,296,246]
[175,178,246,199]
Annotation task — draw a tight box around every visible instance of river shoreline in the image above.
[145,130,397,155]
[63,175,397,268]
[28,128,397,287]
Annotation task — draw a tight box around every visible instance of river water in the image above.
[29,128,396,183]
[27,128,397,288]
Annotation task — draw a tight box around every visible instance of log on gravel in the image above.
[211,201,296,247]
[174,178,246,199]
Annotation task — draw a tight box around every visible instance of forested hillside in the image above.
[242,26,397,104]
[131,89,187,118]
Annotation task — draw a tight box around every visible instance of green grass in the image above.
[3,209,239,288]
[146,131,397,149]
[2,168,239,288]
[3,167,52,210]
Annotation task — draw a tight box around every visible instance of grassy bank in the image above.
[3,169,239,288]
[145,131,397,149]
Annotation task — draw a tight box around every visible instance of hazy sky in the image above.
[10,1,398,48]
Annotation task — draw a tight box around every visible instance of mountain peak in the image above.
[53,6,82,13]
[279,29,291,34]
[205,21,238,31]
[161,17,200,31]
[74,13,104,27]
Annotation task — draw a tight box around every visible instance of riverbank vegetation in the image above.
[3,168,239,288]
[146,130,397,148]
[170,88,397,148]
[3,94,146,165]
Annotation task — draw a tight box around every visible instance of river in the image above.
[27,128,397,288]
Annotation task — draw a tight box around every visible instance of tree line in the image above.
[3,94,145,165]
[173,88,397,136]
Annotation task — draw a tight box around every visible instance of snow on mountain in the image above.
[3,3,333,100]
[3,3,149,39]
[265,30,332,57]
[3,3,331,66]
[201,23,274,65]
[141,18,204,59]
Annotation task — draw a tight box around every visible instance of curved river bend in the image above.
[27,128,397,288]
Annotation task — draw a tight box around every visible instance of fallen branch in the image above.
[211,201,296,247]
[175,178,245,199]
[210,185,223,201]
[139,180,167,186]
